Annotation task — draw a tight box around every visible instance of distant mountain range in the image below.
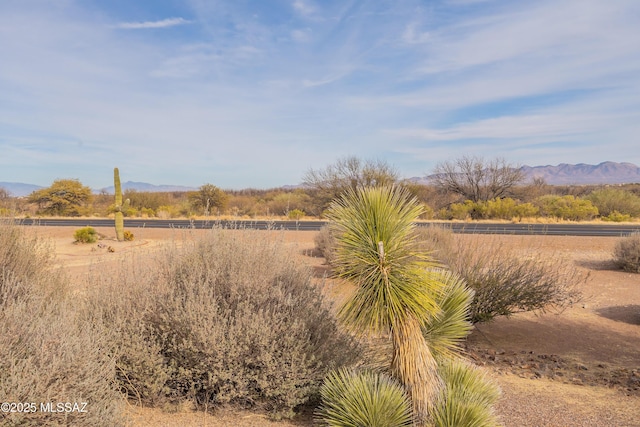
[99,181,198,194]
[2,162,640,197]
[415,161,640,186]
[0,181,198,197]
[519,162,640,185]
[0,182,43,197]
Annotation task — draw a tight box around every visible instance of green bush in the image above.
[614,232,640,273]
[586,188,640,218]
[288,208,305,220]
[91,229,360,417]
[485,197,539,220]
[535,195,599,220]
[419,203,435,219]
[447,200,484,220]
[74,226,97,243]
[442,198,540,221]
[603,211,632,222]
[156,205,179,219]
[485,197,518,219]
[123,230,134,241]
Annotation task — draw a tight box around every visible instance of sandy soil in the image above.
[29,225,640,427]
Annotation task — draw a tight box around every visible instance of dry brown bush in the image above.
[414,225,583,323]
[613,232,640,273]
[0,221,124,426]
[314,225,336,264]
[89,228,360,418]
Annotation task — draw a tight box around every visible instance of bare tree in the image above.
[303,156,398,212]
[430,156,524,202]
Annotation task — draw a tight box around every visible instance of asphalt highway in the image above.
[16,218,640,237]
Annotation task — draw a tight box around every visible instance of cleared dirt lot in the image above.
[31,225,640,426]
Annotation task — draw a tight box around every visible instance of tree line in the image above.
[2,156,640,221]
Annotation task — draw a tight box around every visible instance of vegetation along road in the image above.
[17,218,640,236]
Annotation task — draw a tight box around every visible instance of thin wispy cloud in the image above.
[114,17,191,30]
[0,0,638,189]
[292,0,316,18]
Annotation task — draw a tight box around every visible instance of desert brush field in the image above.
[2,224,639,426]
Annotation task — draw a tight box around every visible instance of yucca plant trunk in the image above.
[391,315,443,426]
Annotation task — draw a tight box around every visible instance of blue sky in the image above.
[1,0,639,190]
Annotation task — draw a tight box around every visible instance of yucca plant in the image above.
[325,186,445,424]
[316,369,413,427]
[422,269,475,361]
[432,359,501,427]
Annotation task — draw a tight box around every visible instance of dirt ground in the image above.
[31,225,640,427]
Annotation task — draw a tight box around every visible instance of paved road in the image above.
[15,218,640,236]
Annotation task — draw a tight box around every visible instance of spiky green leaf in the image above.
[316,369,413,427]
[433,359,502,427]
[423,269,475,360]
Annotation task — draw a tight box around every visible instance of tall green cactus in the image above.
[114,168,129,241]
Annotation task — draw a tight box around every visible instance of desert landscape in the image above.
[27,223,639,427]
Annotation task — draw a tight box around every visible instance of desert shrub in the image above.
[74,226,97,243]
[419,203,435,219]
[92,229,359,417]
[140,207,156,217]
[415,226,582,323]
[485,197,539,220]
[413,224,456,263]
[613,232,640,273]
[156,205,180,219]
[0,285,124,426]
[83,260,169,405]
[485,197,517,219]
[0,221,59,304]
[535,195,599,220]
[124,206,138,217]
[448,200,492,220]
[123,230,134,241]
[603,211,632,222]
[0,221,123,426]
[446,200,479,220]
[288,208,305,220]
[586,188,640,218]
[315,369,412,427]
[314,225,337,264]
[124,189,172,212]
[512,201,540,219]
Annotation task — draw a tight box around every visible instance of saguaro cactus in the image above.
[113,168,129,241]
